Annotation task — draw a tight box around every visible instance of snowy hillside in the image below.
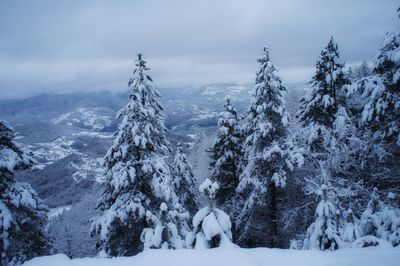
[52,107,114,131]
[22,247,400,266]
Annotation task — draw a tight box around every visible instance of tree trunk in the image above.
[269,182,278,247]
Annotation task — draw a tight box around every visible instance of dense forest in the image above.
[1,6,400,266]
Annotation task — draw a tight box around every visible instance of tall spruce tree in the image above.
[91,54,179,256]
[0,121,52,266]
[209,98,242,214]
[297,37,348,160]
[294,38,371,219]
[329,104,386,191]
[297,36,347,129]
[237,47,303,248]
[171,143,199,215]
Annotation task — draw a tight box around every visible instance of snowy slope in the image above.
[52,107,114,131]
[22,247,400,266]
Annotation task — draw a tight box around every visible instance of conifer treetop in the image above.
[246,46,288,142]
[200,178,220,201]
[128,53,152,87]
[297,36,346,128]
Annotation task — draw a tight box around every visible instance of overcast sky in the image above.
[0,0,398,99]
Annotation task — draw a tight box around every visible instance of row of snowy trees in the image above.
[207,11,400,250]
[91,28,399,258]
[91,8,400,256]
[296,11,400,249]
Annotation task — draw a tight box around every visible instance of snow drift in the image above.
[23,247,400,266]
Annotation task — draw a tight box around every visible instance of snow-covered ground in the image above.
[22,247,400,266]
[52,107,113,131]
[30,137,78,162]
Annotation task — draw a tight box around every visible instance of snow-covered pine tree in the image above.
[330,106,358,176]
[186,179,234,249]
[141,202,185,249]
[297,37,348,159]
[297,36,347,129]
[356,188,400,247]
[302,181,343,251]
[329,105,379,186]
[209,98,242,215]
[347,11,400,146]
[333,103,388,189]
[341,209,362,244]
[388,211,400,247]
[0,121,51,266]
[353,188,396,247]
[171,143,199,215]
[237,47,303,248]
[91,54,179,257]
[360,188,384,238]
[376,204,400,247]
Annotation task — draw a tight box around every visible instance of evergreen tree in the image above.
[294,38,374,238]
[388,211,400,247]
[328,105,380,184]
[209,98,242,216]
[91,54,179,257]
[237,47,303,248]
[348,12,400,146]
[171,143,199,215]
[356,188,400,247]
[0,121,51,265]
[297,36,347,129]
[186,179,234,249]
[360,188,384,237]
[141,202,185,249]
[330,106,358,176]
[296,37,348,163]
[302,182,343,251]
[341,209,362,244]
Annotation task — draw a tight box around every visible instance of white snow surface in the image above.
[53,107,112,131]
[31,137,78,162]
[23,247,400,266]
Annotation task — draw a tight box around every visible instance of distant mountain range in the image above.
[1,84,305,209]
[0,84,253,131]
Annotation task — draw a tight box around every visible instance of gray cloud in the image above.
[0,0,398,99]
